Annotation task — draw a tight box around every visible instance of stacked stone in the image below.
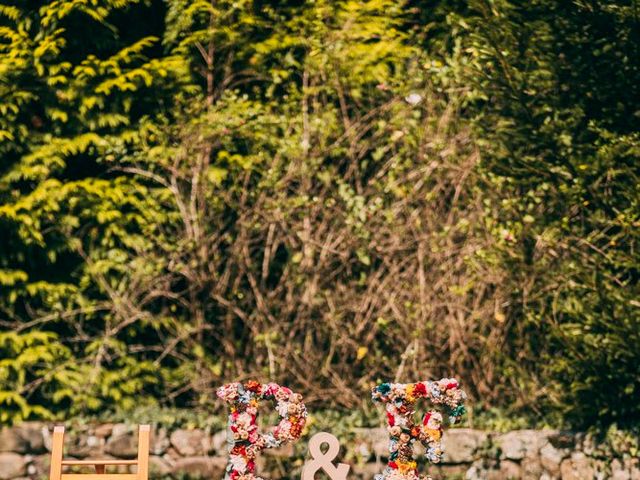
[1,424,639,480]
[352,428,640,480]
[0,423,230,480]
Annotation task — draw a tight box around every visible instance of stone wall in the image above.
[0,423,638,480]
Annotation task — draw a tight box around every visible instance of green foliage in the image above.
[452,0,640,427]
[0,330,67,423]
[0,0,638,430]
[0,0,189,421]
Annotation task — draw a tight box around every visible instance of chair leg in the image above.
[136,425,150,480]
[49,426,65,480]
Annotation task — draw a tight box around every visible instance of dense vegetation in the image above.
[1,0,638,429]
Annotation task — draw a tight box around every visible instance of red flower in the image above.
[231,445,246,456]
[247,461,256,472]
[446,380,458,390]
[388,462,398,469]
[387,412,395,426]
[423,412,431,425]
[414,383,427,396]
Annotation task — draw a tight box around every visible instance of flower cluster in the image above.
[371,379,467,480]
[217,381,307,480]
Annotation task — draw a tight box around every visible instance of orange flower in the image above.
[245,380,262,393]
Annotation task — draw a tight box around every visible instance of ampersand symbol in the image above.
[302,432,350,480]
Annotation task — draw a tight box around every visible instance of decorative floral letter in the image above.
[217,381,307,480]
[371,379,467,480]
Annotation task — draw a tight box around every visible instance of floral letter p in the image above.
[217,381,307,480]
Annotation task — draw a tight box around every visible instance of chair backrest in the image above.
[49,425,150,480]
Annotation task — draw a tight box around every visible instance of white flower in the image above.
[229,455,247,473]
[395,415,409,427]
[425,412,442,429]
[276,401,289,417]
[237,412,252,427]
[405,93,422,106]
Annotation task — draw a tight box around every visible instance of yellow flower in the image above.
[405,384,416,402]
[398,461,417,474]
[424,428,441,441]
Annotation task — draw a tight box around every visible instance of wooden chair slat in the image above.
[61,474,138,480]
[49,425,150,480]
[49,426,65,480]
[135,425,150,480]
[61,461,139,466]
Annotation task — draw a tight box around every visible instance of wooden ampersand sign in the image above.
[301,432,350,480]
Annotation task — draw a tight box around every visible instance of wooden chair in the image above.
[49,425,150,480]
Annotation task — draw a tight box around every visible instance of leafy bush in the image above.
[455,0,640,427]
[1,0,638,429]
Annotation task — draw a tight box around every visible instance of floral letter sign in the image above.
[217,379,466,480]
[217,381,307,480]
[371,379,466,480]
